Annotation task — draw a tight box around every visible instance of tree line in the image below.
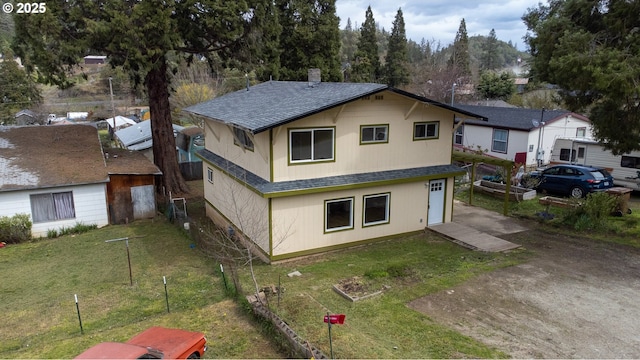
[6,0,637,193]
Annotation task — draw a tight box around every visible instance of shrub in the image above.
[563,192,617,231]
[0,214,32,244]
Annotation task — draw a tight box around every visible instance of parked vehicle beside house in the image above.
[74,327,207,359]
[527,164,614,198]
[550,138,640,190]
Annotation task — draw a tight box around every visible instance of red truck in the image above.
[74,326,207,359]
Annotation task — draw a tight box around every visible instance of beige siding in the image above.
[271,91,455,182]
[203,166,270,253]
[203,120,271,180]
[271,181,433,257]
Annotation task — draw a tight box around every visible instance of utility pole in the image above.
[450,83,457,106]
[108,77,116,137]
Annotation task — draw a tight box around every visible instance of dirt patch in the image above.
[409,228,640,358]
[333,276,388,301]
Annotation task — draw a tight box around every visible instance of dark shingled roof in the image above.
[184,81,486,134]
[454,104,582,131]
[198,149,465,198]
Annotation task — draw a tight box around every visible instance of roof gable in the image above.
[454,104,586,131]
[185,81,486,133]
[185,81,387,133]
[0,125,109,191]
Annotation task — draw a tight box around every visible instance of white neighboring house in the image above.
[550,138,640,190]
[453,104,593,168]
[0,125,110,237]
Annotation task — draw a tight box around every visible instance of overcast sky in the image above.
[335,0,543,51]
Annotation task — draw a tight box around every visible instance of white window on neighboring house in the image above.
[30,191,76,223]
[360,125,388,144]
[233,127,254,151]
[576,127,586,138]
[325,197,353,232]
[454,125,464,145]
[413,122,439,140]
[363,193,390,227]
[289,128,335,163]
[529,144,534,152]
[492,129,508,153]
[207,167,214,184]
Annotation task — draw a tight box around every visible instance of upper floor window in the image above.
[454,125,464,145]
[576,127,587,138]
[207,167,214,184]
[233,127,254,151]
[414,121,439,140]
[492,129,508,153]
[30,191,76,223]
[360,125,388,144]
[289,128,335,163]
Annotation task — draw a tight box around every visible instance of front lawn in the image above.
[0,218,283,359]
[239,233,528,359]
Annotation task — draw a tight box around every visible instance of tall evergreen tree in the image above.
[276,0,342,81]
[383,8,409,87]
[350,6,380,83]
[524,0,640,154]
[339,18,359,67]
[448,18,471,77]
[480,29,500,70]
[13,0,275,194]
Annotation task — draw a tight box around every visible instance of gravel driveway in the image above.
[409,219,640,358]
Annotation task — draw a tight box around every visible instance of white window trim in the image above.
[491,128,508,153]
[207,167,214,184]
[325,197,354,232]
[361,125,389,144]
[289,128,335,163]
[454,125,464,145]
[363,193,390,227]
[414,121,439,140]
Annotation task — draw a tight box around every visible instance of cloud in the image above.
[336,0,541,50]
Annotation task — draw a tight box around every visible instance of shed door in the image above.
[131,185,156,219]
[428,179,445,226]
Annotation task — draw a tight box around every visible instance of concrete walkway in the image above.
[427,200,526,252]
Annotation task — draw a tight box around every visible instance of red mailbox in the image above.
[323,314,345,325]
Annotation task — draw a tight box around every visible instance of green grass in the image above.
[0,218,283,359]
[239,234,529,359]
[9,187,637,359]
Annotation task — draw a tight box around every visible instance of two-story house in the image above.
[185,76,484,262]
[453,104,593,169]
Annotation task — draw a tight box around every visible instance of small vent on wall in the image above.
[361,96,370,100]
[375,95,384,100]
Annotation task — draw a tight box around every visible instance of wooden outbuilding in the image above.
[104,148,162,224]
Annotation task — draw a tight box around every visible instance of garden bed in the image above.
[473,180,537,201]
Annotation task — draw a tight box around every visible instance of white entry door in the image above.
[428,179,445,226]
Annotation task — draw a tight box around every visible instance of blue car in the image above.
[528,164,614,198]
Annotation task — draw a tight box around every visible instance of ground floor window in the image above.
[363,193,390,226]
[30,191,76,223]
[325,197,354,232]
